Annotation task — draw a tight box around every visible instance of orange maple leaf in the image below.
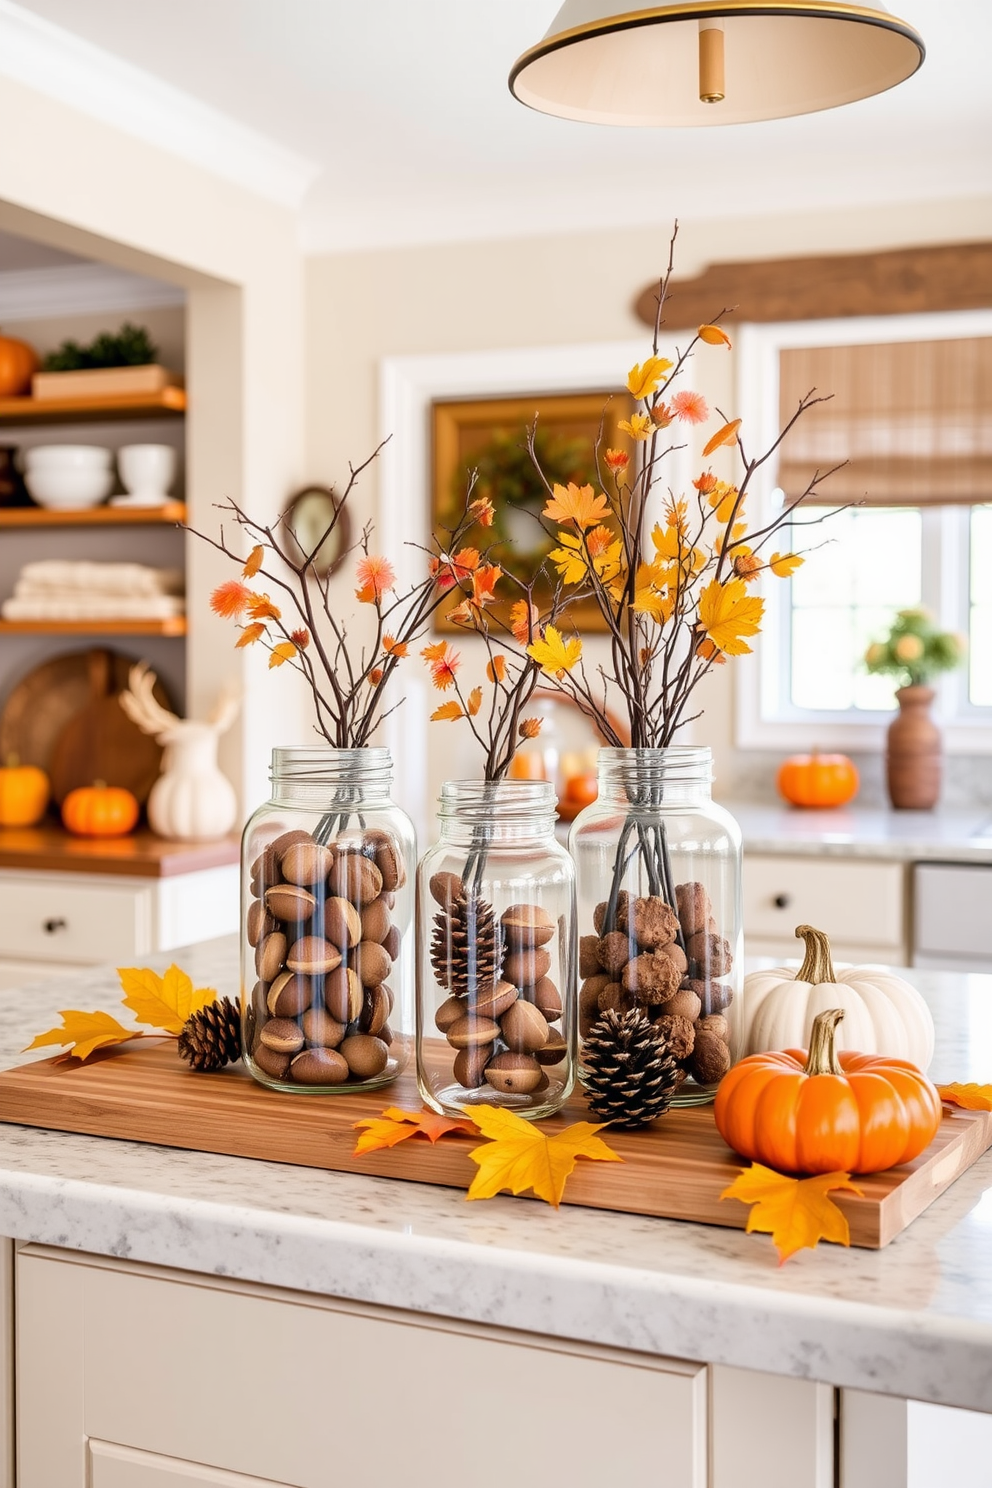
[519,717,542,739]
[268,641,297,669]
[431,700,463,721]
[721,1164,863,1264]
[937,1083,992,1111]
[698,323,732,348]
[466,686,483,716]
[487,654,507,684]
[382,633,408,658]
[235,622,266,648]
[355,555,396,604]
[353,1106,477,1154]
[421,641,460,690]
[542,482,610,530]
[290,627,310,649]
[604,448,629,472]
[702,418,742,457]
[469,497,495,527]
[247,594,281,622]
[471,564,501,607]
[242,545,264,578]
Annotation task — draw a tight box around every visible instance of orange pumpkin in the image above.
[0,758,50,826]
[714,1007,942,1175]
[61,782,139,838]
[776,751,859,808]
[0,332,40,397]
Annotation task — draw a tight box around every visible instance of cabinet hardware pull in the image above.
[42,917,67,934]
[772,893,791,910]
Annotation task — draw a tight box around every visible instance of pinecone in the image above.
[581,1008,680,1128]
[430,890,503,996]
[177,997,242,1072]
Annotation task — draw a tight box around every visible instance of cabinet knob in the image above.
[772,893,791,910]
[42,917,67,934]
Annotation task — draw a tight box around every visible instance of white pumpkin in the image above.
[743,923,935,1071]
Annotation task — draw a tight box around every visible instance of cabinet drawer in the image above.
[0,874,153,962]
[744,855,904,950]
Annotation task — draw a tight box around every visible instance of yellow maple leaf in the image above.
[702,418,742,457]
[618,412,653,441]
[698,578,765,655]
[698,323,732,348]
[721,1163,863,1264]
[549,532,590,586]
[353,1106,477,1154]
[268,640,297,669]
[118,964,218,1035]
[466,686,483,717]
[466,1105,622,1207]
[431,700,464,721]
[632,563,674,622]
[527,625,582,677]
[25,1009,140,1064]
[542,483,610,530]
[626,355,673,400]
[937,1082,992,1112]
[770,551,804,578]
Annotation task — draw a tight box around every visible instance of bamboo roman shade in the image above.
[777,336,992,506]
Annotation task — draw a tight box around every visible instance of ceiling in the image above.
[7,0,992,254]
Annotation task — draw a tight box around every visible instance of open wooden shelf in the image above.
[0,502,186,529]
[0,388,186,424]
[0,617,186,637]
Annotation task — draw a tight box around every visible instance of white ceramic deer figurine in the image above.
[120,662,239,841]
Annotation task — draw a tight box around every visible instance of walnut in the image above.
[622,951,681,1004]
[629,896,679,950]
[675,880,712,938]
[690,1029,731,1085]
[657,987,701,1023]
[697,979,735,1015]
[597,981,628,1013]
[597,930,635,976]
[686,930,733,977]
[593,891,629,935]
[658,940,688,977]
[579,934,602,978]
[696,1013,729,1041]
[654,1013,695,1061]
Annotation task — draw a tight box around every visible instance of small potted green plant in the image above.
[864,608,966,810]
[32,323,179,401]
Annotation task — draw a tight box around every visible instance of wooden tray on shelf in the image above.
[0,1039,987,1249]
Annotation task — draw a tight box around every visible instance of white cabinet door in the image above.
[744,855,906,963]
[89,1440,293,1486]
[17,1246,707,1488]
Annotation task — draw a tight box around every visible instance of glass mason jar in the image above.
[569,747,742,1106]
[417,780,577,1119]
[242,747,414,1093]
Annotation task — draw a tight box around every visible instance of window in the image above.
[735,312,992,751]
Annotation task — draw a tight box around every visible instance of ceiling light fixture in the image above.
[509,2,925,126]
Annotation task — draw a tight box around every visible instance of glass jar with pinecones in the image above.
[243,747,415,1092]
[417,780,576,1118]
[570,747,742,1113]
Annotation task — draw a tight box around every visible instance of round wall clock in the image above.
[282,485,350,578]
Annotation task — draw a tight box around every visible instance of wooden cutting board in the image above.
[0,1039,987,1249]
[46,649,165,804]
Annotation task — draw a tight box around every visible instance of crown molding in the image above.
[0,262,185,322]
[0,0,320,211]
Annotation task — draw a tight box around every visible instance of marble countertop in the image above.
[0,937,990,1412]
[725,803,992,864]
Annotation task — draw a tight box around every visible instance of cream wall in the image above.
[0,76,307,814]
[305,195,992,825]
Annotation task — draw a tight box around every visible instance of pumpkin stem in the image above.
[795,923,838,984]
[804,1008,845,1077]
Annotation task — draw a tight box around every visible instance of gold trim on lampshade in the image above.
[509,1,925,126]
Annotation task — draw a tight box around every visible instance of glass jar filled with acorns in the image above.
[243,747,414,1092]
[417,780,576,1118]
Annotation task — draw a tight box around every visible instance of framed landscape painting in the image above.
[431,389,634,634]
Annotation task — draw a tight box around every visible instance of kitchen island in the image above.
[0,937,988,1487]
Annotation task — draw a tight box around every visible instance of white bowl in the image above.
[24,466,115,509]
[117,443,176,499]
[24,444,114,471]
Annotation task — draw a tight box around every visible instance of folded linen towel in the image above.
[16,561,184,597]
[2,595,185,621]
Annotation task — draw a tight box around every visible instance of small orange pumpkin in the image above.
[776,751,859,808]
[61,782,139,838]
[0,331,40,397]
[714,1007,942,1175]
[0,757,50,826]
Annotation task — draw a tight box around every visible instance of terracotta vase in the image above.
[886,685,941,810]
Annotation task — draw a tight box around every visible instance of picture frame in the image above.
[431,389,634,634]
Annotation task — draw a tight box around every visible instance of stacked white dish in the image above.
[23,446,114,510]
